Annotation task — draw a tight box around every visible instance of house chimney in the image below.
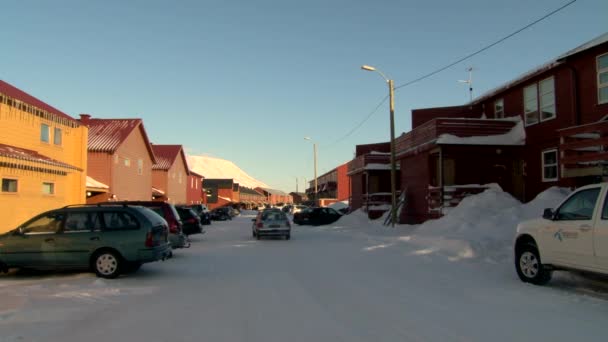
[79,114,91,125]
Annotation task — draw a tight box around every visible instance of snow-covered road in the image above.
[1,213,607,342]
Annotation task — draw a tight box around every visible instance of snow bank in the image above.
[409,186,570,262]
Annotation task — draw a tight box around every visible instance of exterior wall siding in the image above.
[400,152,430,224]
[152,170,168,199]
[0,102,87,233]
[186,174,203,204]
[111,127,154,201]
[166,159,188,204]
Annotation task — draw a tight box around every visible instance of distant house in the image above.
[80,115,157,203]
[151,144,189,204]
[203,178,237,209]
[306,162,350,207]
[347,142,398,217]
[289,192,308,204]
[395,32,608,223]
[186,170,204,204]
[255,187,292,205]
[0,80,88,233]
[240,187,266,209]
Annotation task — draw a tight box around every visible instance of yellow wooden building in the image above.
[0,80,88,233]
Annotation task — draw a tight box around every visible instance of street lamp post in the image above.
[361,65,398,227]
[304,137,318,205]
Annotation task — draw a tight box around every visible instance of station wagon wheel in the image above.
[515,243,552,285]
[93,250,122,279]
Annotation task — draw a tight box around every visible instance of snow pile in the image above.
[436,118,525,146]
[328,201,348,211]
[187,155,268,189]
[409,186,570,262]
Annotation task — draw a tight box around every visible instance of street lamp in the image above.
[304,137,318,205]
[361,64,398,227]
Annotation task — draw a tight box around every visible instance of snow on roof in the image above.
[86,176,109,190]
[557,32,608,60]
[436,118,525,146]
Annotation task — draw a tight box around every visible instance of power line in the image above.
[394,0,577,90]
[324,95,389,148]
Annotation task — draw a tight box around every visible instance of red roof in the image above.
[0,80,78,124]
[0,143,81,171]
[151,145,187,171]
[86,118,156,163]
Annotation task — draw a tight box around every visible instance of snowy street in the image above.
[2,207,608,342]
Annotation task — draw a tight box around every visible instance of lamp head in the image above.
[304,137,311,141]
[361,65,376,72]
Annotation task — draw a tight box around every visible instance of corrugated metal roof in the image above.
[86,118,156,163]
[151,145,184,171]
[0,143,82,171]
[257,187,288,196]
[0,80,78,124]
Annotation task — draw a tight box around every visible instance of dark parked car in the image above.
[210,207,232,221]
[0,204,171,278]
[187,204,211,225]
[293,207,342,226]
[175,206,205,236]
[106,201,188,248]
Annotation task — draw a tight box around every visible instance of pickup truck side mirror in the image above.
[251,218,256,222]
[542,208,554,220]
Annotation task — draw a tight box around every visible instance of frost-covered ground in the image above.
[2,187,608,342]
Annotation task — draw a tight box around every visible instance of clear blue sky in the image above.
[1,0,606,192]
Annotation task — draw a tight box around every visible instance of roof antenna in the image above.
[458,67,474,106]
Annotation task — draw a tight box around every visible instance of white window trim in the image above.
[523,84,539,127]
[598,53,608,105]
[542,149,559,182]
[124,158,131,167]
[539,76,556,123]
[41,123,50,143]
[494,98,504,119]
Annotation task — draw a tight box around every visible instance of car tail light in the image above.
[169,221,179,234]
[187,218,196,224]
[256,222,264,228]
[145,232,154,247]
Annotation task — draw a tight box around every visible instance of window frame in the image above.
[523,76,556,126]
[494,98,504,119]
[2,178,18,193]
[53,127,62,146]
[124,158,131,167]
[598,53,608,105]
[542,148,559,182]
[40,123,50,143]
[539,77,556,122]
[42,182,55,195]
[137,159,143,175]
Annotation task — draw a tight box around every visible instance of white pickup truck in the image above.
[514,182,608,285]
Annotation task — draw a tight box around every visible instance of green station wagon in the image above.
[0,204,172,278]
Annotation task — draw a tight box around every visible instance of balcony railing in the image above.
[559,121,608,178]
[395,118,516,157]
[347,153,391,174]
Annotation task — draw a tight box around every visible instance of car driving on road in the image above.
[252,209,291,240]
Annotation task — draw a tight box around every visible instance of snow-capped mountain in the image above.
[187,155,269,189]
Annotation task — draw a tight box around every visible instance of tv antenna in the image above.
[458,67,474,104]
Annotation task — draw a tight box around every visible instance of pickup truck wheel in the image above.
[515,244,552,285]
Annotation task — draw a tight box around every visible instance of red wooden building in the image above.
[347,142,397,215]
[396,32,608,223]
[306,162,351,207]
[151,144,189,205]
[203,178,237,210]
[186,170,204,205]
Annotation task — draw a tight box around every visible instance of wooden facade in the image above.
[396,33,608,223]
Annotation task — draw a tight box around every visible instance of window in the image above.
[137,159,143,175]
[102,211,139,230]
[114,154,119,164]
[494,99,504,118]
[41,124,50,143]
[2,178,17,193]
[542,149,558,182]
[524,77,556,125]
[21,212,64,234]
[64,212,90,232]
[53,127,62,145]
[599,53,608,104]
[555,188,600,221]
[539,78,556,121]
[124,158,130,167]
[42,182,55,195]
